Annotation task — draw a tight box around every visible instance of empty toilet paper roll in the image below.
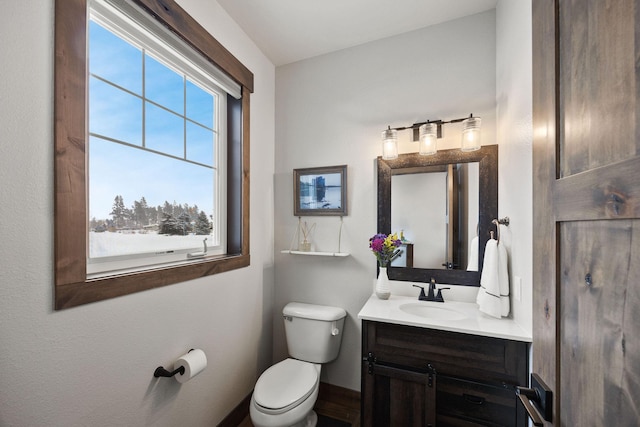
[173,349,207,383]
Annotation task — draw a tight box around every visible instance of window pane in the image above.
[186,79,214,129]
[186,122,214,166]
[145,102,184,158]
[89,136,214,259]
[90,76,142,145]
[89,20,142,95]
[145,54,184,114]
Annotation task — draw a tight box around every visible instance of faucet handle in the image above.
[413,284,427,301]
[435,287,450,303]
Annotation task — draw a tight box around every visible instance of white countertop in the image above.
[358,294,532,342]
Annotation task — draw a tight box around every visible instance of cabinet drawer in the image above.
[363,321,528,385]
[437,376,517,427]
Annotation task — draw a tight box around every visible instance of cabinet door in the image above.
[362,362,436,427]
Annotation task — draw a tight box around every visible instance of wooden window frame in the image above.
[54,0,253,310]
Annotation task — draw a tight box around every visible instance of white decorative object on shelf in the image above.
[299,221,315,251]
[283,217,347,257]
[375,267,391,300]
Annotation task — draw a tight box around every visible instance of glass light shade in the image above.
[381,128,398,160]
[461,116,481,151]
[418,123,438,155]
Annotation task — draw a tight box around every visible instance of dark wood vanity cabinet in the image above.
[361,321,529,427]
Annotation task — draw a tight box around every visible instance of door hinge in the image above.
[426,363,436,388]
[363,352,377,375]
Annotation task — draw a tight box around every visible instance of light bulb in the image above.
[381,128,398,160]
[461,116,481,152]
[419,123,437,155]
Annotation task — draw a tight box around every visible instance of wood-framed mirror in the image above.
[377,144,498,286]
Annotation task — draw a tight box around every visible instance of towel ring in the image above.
[491,217,510,242]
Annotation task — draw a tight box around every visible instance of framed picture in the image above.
[293,165,347,216]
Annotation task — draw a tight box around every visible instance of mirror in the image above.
[390,163,479,270]
[377,145,497,286]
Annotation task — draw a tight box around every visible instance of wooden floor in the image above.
[238,382,360,427]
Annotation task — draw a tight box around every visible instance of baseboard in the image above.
[315,382,361,427]
[217,382,361,427]
[217,392,252,427]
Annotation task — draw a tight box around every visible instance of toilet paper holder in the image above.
[153,348,193,378]
[153,365,185,378]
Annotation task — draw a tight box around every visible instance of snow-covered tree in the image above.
[194,211,211,235]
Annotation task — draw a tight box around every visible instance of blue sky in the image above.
[88,20,216,220]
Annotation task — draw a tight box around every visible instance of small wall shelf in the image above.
[280,250,349,257]
[283,216,348,258]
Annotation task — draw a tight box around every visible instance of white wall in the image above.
[496,0,533,333]
[274,11,497,391]
[0,1,275,425]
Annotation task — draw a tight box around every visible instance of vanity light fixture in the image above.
[381,126,398,160]
[418,122,438,155]
[382,113,481,157]
[461,115,482,152]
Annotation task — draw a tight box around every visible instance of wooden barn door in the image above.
[532,0,640,425]
[532,0,640,426]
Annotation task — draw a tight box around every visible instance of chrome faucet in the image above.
[413,278,450,303]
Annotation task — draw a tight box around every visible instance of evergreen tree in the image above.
[159,213,181,235]
[177,212,192,235]
[194,211,211,235]
[110,195,127,228]
[132,197,149,227]
[162,200,173,216]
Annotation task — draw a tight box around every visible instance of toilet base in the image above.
[290,410,317,427]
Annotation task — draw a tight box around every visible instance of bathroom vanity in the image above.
[358,295,531,427]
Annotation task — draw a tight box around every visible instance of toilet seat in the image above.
[253,358,318,415]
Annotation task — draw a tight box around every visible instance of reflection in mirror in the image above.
[390,163,479,271]
[377,145,497,286]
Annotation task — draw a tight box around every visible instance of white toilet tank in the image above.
[283,302,347,364]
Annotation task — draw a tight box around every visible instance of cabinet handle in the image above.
[516,373,553,426]
[463,393,485,405]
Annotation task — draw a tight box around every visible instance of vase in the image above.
[375,267,391,300]
[299,239,311,252]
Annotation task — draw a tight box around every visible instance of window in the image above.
[88,1,229,275]
[54,0,253,309]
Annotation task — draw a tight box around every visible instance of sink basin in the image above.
[399,303,467,321]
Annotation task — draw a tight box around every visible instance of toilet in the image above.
[250,302,347,427]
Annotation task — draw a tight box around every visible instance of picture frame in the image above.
[293,165,347,216]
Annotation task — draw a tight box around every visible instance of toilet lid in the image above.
[254,359,318,411]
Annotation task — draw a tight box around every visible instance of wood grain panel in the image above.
[532,0,560,423]
[54,0,88,287]
[362,321,528,426]
[369,364,435,427]
[558,0,637,177]
[534,0,640,425]
[559,220,640,424]
[56,255,250,309]
[554,156,640,221]
[437,376,517,425]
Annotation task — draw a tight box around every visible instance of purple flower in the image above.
[369,232,402,267]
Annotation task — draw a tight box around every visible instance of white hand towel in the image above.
[476,239,501,318]
[467,235,479,271]
[497,242,510,317]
